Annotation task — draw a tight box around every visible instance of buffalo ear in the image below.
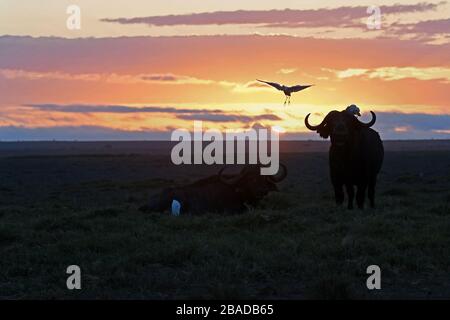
[317,124,331,139]
[347,112,360,128]
[316,110,340,139]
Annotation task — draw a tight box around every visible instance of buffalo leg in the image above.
[334,184,345,206]
[345,184,354,210]
[356,184,367,209]
[368,177,376,208]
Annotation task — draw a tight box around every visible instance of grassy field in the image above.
[0,142,449,299]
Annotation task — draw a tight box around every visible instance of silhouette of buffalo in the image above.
[305,110,384,209]
[140,164,287,214]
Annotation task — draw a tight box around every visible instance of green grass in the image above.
[0,151,449,299]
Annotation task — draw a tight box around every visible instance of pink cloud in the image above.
[101,3,444,28]
[391,18,450,42]
[1,35,448,76]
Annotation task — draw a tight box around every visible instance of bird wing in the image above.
[257,79,284,91]
[289,85,314,93]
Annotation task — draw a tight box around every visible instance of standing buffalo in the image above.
[140,164,287,214]
[305,110,384,209]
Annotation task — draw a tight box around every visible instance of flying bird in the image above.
[257,79,313,105]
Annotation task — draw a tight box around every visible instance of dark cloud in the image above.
[375,111,450,132]
[391,18,450,41]
[176,113,281,122]
[1,112,448,141]
[101,3,444,28]
[411,18,450,34]
[23,103,282,124]
[24,104,223,114]
[99,3,449,43]
[0,125,170,141]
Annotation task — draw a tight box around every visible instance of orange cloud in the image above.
[326,67,450,82]
[0,35,449,138]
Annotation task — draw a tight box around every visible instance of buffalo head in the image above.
[218,164,287,204]
[305,110,376,147]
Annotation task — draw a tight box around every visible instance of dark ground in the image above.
[0,141,449,299]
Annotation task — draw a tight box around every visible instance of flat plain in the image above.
[0,140,449,299]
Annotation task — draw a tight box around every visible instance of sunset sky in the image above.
[0,0,449,140]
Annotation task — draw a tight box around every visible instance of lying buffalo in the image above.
[140,164,287,214]
[305,110,384,209]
